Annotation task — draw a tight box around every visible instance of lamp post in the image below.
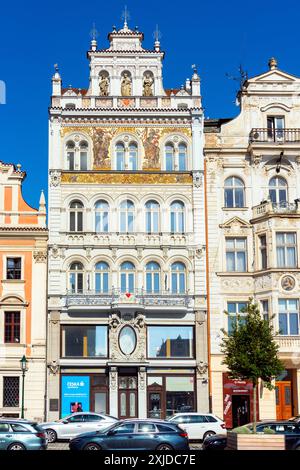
[20,355,28,419]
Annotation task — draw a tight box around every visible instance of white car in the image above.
[40,412,118,443]
[168,413,226,441]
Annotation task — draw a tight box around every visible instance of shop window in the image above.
[62,325,108,357]
[147,326,194,358]
[3,377,19,407]
[165,376,195,418]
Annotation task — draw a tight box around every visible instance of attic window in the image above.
[65,103,76,110]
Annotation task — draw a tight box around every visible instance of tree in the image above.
[220,298,284,433]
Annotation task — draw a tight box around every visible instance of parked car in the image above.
[201,433,227,450]
[0,419,47,450]
[69,419,189,451]
[249,421,300,450]
[168,413,226,441]
[40,412,118,443]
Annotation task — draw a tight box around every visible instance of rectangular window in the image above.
[226,238,247,272]
[227,302,247,334]
[67,151,75,170]
[276,232,297,268]
[278,299,299,335]
[259,235,268,270]
[267,116,285,141]
[4,312,20,343]
[80,152,87,170]
[3,377,19,407]
[6,258,22,280]
[165,376,194,418]
[261,300,269,322]
[147,326,194,359]
[62,325,108,357]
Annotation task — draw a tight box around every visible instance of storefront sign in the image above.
[61,376,90,417]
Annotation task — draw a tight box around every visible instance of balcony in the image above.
[252,200,300,220]
[65,232,190,247]
[64,288,192,312]
[250,128,300,144]
[275,336,300,353]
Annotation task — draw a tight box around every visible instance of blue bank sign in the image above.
[61,376,90,417]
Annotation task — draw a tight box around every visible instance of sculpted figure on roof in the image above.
[143,73,154,96]
[121,72,132,96]
[99,74,109,96]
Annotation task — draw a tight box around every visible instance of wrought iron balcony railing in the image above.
[65,288,192,308]
[250,128,300,143]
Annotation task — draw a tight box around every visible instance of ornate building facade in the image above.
[47,21,208,420]
[205,59,300,428]
[0,162,47,420]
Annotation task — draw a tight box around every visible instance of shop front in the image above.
[223,373,259,429]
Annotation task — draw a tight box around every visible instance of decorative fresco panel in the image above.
[61,172,192,185]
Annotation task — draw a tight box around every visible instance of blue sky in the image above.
[0,0,300,207]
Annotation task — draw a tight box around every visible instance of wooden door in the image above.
[118,376,138,419]
[276,381,292,420]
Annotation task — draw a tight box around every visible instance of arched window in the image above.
[128,142,138,170]
[269,176,288,204]
[69,201,83,232]
[224,177,245,208]
[170,201,185,233]
[95,200,109,233]
[120,200,135,232]
[69,262,84,293]
[178,143,187,171]
[165,143,175,171]
[95,262,109,293]
[116,142,125,170]
[171,262,186,294]
[146,262,160,293]
[145,200,160,233]
[66,140,75,170]
[79,140,88,170]
[120,261,135,293]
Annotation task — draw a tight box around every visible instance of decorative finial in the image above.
[121,5,130,30]
[153,25,162,51]
[16,163,21,171]
[54,63,59,72]
[112,25,117,32]
[90,22,99,41]
[268,57,278,70]
[192,64,198,73]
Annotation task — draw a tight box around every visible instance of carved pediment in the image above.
[250,69,298,83]
[0,295,28,306]
[220,216,252,234]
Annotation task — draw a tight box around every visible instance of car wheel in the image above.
[156,443,173,451]
[203,431,216,440]
[84,443,102,451]
[45,429,57,443]
[8,443,26,450]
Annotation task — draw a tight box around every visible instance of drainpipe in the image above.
[204,158,212,412]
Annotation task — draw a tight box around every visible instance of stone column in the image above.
[138,367,147,418]
[109,367,118,417]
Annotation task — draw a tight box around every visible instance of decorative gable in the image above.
[220,216,252,235]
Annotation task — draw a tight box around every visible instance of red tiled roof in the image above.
[165,89,180,96]
[62,88,88,96]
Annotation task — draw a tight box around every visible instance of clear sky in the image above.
[0,0,300,207]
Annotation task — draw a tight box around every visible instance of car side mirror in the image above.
[62,420,68,424]
[107,430,116,436]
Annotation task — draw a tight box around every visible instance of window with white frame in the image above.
[6,257,22,280]
[165,143,175,171]
[65,138,90,170]
[170,201,185,233]
[120,200,135,233]
[267,116,285,142]
[226,238,247,272]
[269,176,288,204]
[116,142,125,170]
[95,200,109,233]
[276,232,297,268]
[120,261,135,293]
[227,301,247,334]
[115,140,139,170]
[146,262,160,293]
[95,262,109,293]
[128,142,137,170]
[69,262,84,293]
[278,299,299,335]
[178,143,187,170]
[261,300,269,322]
[145,200,160,233]
[69,201,83,232]
[224,176,245,208]
[171,262,186,294]
[259,234,268,270]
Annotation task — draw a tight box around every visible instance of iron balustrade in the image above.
[250,128,300,143]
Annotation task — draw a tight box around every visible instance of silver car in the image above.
[0,419,47,450]
[40,412,118,443]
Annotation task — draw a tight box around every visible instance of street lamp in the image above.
[20,355,28,419]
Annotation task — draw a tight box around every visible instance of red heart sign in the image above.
[125,293,131,298]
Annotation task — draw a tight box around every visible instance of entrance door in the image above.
[118,376,138,419]
[276,381,292,420]
[148,392,162,419]
[232,395,250,428]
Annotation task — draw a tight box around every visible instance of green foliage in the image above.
[231,426,251,434]
[221,298,284,389]
[262,427,275,434]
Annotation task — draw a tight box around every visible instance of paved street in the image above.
[47,442,202,451]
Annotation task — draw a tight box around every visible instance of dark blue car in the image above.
[69,419,189,451]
